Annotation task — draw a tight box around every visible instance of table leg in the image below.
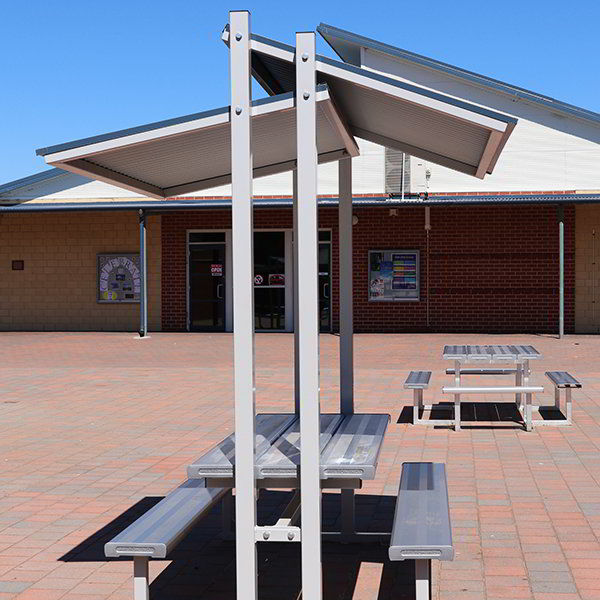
[454,361,461,431]
[413,389,419,425]
[222,490,234,538]
[454,394,461,431]
[566,388,572,424]
[515,362,522,407]
[525,392,533,431]
[555,387,561,410]
[341,489,355,539]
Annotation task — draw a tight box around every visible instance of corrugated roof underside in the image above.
[320,74,489,166]
[68,102,345,191]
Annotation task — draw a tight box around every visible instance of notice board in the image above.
[97,253,141,303]
[368,250,419,301]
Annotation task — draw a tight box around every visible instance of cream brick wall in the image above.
[575,204,600,333]
[0,212,161,331]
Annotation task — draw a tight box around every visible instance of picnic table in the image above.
[442,344,544,430]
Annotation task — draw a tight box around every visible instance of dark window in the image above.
[189,232,226,243]
[12,260,24,271]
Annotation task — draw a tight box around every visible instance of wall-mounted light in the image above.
[352,215,358,225]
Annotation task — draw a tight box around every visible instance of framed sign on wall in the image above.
[97,254,141,303]
[368,249,420,302]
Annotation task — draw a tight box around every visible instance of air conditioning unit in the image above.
[384,148,410,196]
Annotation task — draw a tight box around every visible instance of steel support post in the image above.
[139,210,148,337]
[296,31,323,600]
[338,157,355,536]
[229,11,257,600]
[414,559,431,600]
[558,204,565,339]
[133,556,149,600]
[339,158,354,413]
[293,170,300,413]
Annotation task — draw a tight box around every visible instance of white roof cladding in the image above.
[36,87,359,199]
[227,28,517,179]
[317,23,600,136]
[317,23,600,194]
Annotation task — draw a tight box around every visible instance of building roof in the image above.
[2,193,600,214]
[317,23,600,127]
[0,168,66,196]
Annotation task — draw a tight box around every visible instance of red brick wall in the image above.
[161,204,575,333]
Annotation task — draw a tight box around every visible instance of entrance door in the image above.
[318,232,332,332]
[188,243,226,331]
[254,231,286,330]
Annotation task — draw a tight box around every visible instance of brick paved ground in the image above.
[1,332,599,600]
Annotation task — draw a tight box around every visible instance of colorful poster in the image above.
[369,250,419,301]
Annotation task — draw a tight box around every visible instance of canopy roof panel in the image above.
[36,86,359,199]
[223,29,517,178]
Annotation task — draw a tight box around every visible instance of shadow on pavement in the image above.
[59,490,417,599]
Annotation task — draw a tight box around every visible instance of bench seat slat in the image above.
[187,413,297,479]
[104,479,227,559]
[389,463,453,561]
[319,414,389,480]
[545,371,582,388]
[442,385,543,394]
[404,371,431,389]
[255,414,344,478]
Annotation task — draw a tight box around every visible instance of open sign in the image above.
[211,264,223,276]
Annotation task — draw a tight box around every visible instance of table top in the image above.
[187,413,390,482]
[443,344,541,362]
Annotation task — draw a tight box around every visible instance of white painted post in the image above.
[139,210,148,337]
[296,31,323,600]
[229,11,258,600]
[293,170,300,413]
[339,158,354,413]
[339,157,355,536]
[133,557,149,600]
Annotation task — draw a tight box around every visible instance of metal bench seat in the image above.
[105,478,228,599]
[255,414,344,478]
[404,371,431,389]
[188,413,389,483]
[319,413,389,479]
[389,462,453,600]
[545,371,582,388]
[441,385,544,431]
[540,371,581,426]
[187,413,296,479]
[404,371,432,426]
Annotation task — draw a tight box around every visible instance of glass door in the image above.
[254,231,286,330]
[318,232,332,332]
[188,241,226,331]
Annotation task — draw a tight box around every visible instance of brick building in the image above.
[2,26,599,334]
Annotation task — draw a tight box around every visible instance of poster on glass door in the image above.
[368,250,419,301]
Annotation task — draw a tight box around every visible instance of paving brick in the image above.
[1,332,599,599]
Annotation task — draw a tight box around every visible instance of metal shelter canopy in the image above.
[36,86,358,198]
[222,27,517,178]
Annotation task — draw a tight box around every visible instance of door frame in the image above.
[187,230,232,332]
[318,229,333,333]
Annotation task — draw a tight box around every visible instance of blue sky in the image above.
[1,0,599,184]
